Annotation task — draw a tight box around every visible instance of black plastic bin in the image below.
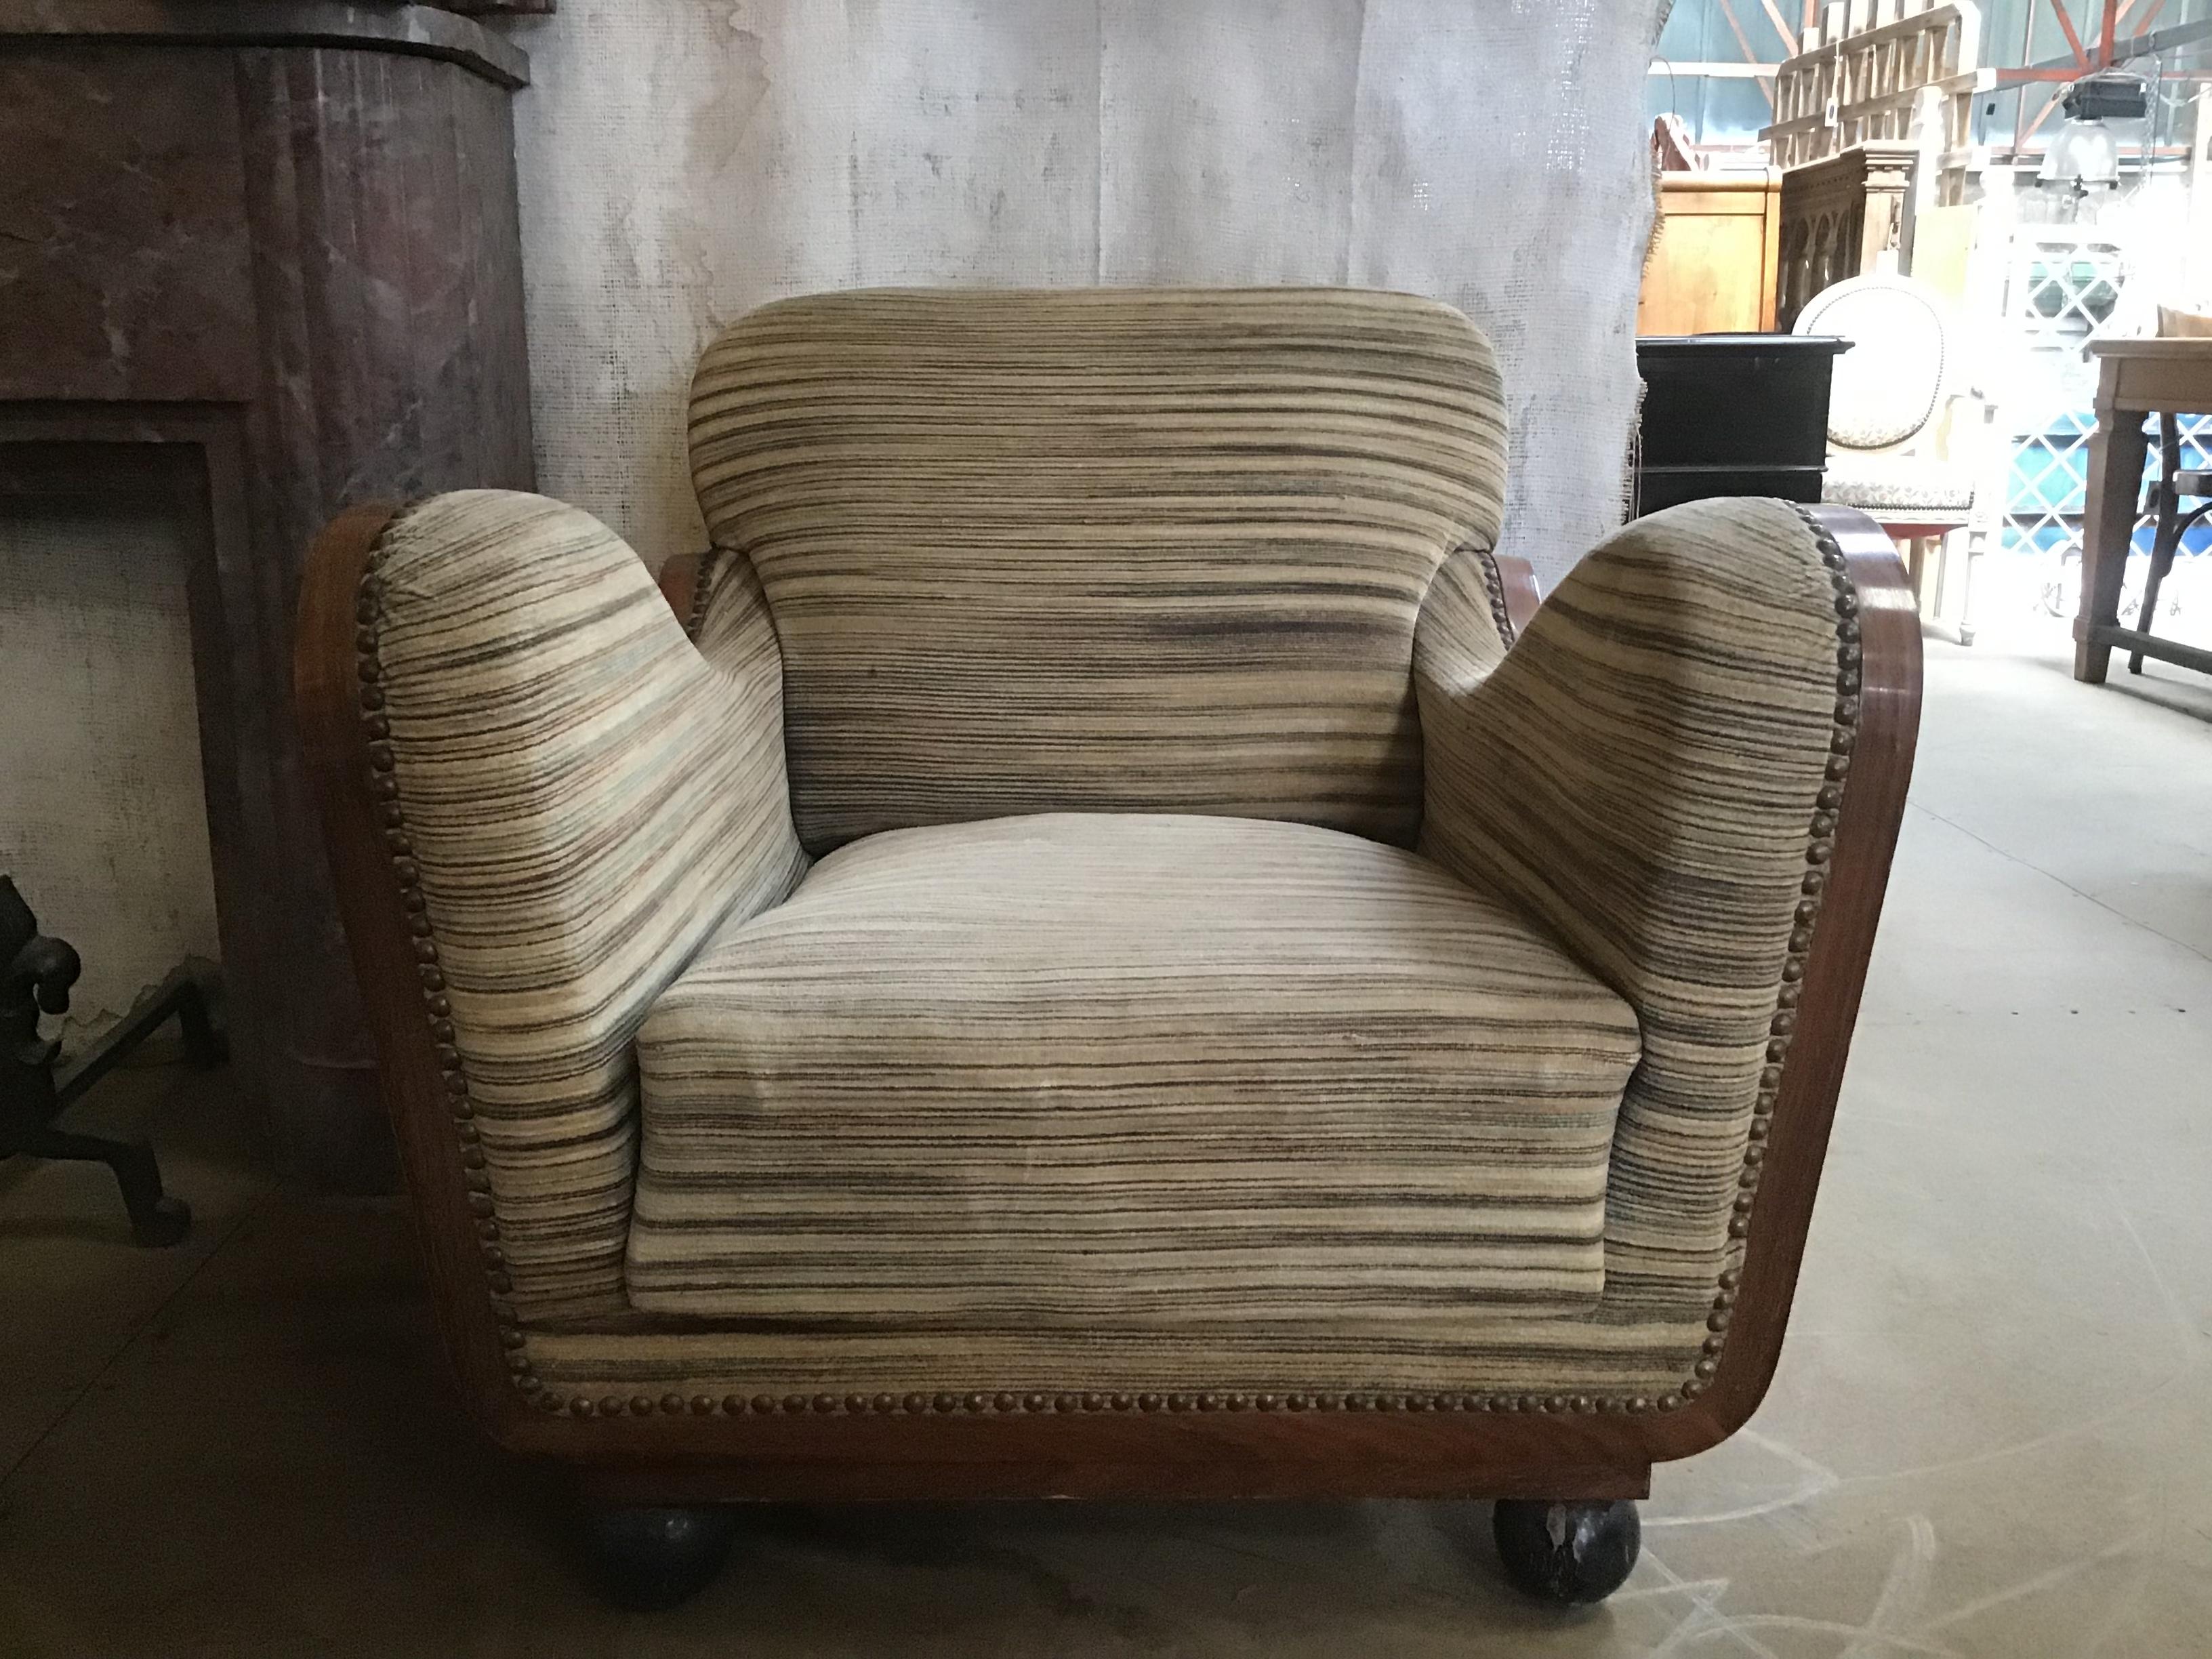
[1634,333,1851,516]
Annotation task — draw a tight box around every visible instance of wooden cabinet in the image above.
[1637,171,1784,336]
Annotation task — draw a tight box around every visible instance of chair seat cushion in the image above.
[1822,455,1975,516]
[626,813,1641,1332]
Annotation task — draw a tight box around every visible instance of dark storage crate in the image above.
[1634,334,1851,516]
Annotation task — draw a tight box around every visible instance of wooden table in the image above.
[2076,338,2212,682]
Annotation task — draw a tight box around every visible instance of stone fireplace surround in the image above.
[1,4,535,1190]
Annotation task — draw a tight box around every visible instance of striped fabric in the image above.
[688,287,1508,853]
[626,813,1641,1326]
[368,491,807,1320]
[1417,496,1845,1332]
[359,302,1850,1410]
[512,495,1850,1406]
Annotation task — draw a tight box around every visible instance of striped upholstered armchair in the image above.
[297,288,1919,1610]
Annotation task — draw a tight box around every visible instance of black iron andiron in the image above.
[1,875,225,1246]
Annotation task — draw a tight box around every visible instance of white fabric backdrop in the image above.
[502,1,1666,585]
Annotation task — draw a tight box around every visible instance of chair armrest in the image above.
[1415,498,1919,1374]
[297,490,806,1331]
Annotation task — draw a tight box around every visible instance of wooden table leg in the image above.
[2075,397,2149,683]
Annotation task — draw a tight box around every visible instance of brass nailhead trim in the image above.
[357,548,534,1397]
[1467,542,1520,649]
[413,514,1865,1425]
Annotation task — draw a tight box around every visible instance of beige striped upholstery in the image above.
[1418,496,1846,1336]
[359,298,1851,1410]
[367,491,807,1320]
[689,287,1507,853]
[626,813,1641,1326]
[514,496,1850,1406]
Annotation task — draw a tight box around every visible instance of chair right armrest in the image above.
[1414,497,1921,1429]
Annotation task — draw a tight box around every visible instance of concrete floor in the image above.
[3,642,2210,1657]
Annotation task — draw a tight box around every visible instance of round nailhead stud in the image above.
[1656,1393,1681,1412]
[933,1393,957,1414]
[1694,1359,1719,1380]
[1771,1011,1797,1036]
[963,1393,986,1412]
[596,1397,622,1417]
[474,1220,498,1242]
[384,831,411,856]
[1681,1378,1708,1400]
[1544,1395,1568,1414]
[1827,756,1851,781]
[873,1393,895,1413]
[1729,1216,1752,1237]
[844,1393,867,1413]
[1197,1393,1222,1412]
[1084,1393,1106,1412]
[1748,1119,1769,1141]
[487,1271,512,1294]
[1256,1394,1280,1412]
[1139,1393,1164,1412]
[466,1193,493,1216]
[419,966,444,991]
[722,1395,746,1414]
[627,1395,653,1416]
[1025,1392,1048,1413]
[569,1397,593,1418]
[660,1393,685,1415]
[1835,591,1859,617]
[1168,1394,1195,1412]
[1286,1395,1310,1412]
[994,1392,1017,1412]
[1110,1393,1134,1411]
[359,686,385,712]
[357,659,381,683]
[815,1394,839,1414]
[1572,1396,1594,1413]
[1057,1393,1080,1413]
[1708,1309,1733,1332]
[690,1395,715,1415]
[1628,1397,1651,1414]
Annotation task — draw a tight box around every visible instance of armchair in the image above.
[297,288,1919,1612]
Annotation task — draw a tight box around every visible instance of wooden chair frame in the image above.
[296,499,1919,1546]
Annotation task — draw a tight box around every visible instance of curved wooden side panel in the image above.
[1650,502,1923,1459]
[295,501,537,1450]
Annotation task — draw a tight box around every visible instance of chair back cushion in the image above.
[689,287,1507,852]
[1793,274,1950,450]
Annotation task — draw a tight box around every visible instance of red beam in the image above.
[2100,0,2118,66]
[2047,0,2093,70]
